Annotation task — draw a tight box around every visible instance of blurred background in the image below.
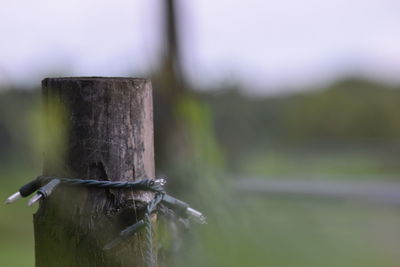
[1,0,400,266]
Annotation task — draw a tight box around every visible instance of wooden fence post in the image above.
[34,77,156,266]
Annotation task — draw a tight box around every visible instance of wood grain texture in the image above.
[34,77,156,266]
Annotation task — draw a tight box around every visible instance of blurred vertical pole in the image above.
[153,0,187,174]
[34,78,156,267]
[162,0,185,88]
[153,0,223,194]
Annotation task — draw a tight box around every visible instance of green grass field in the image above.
[0,168,37,267]
[1,150,400,267]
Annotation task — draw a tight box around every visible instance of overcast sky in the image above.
[1,0,400,94]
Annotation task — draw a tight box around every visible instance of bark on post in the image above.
[34,77,156,266]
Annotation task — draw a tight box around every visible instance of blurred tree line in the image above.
[202,79,400,166]
[1,78,399,172]
[0,89,41,169]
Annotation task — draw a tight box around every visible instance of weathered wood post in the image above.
[34,77,156,266]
